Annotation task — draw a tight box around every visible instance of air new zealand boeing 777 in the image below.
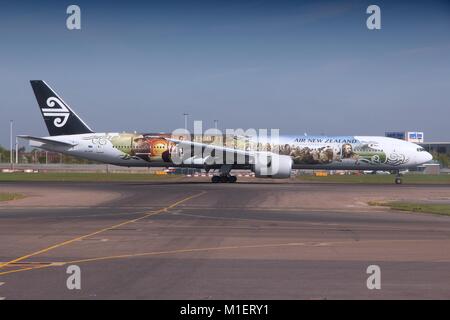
[20,80,432,184]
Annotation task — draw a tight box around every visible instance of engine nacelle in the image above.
[252,153,293,179]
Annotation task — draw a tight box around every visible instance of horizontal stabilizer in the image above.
[18,135,76,147]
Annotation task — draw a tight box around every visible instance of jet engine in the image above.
[252,153,293,179]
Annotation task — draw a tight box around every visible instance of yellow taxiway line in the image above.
[1,238,450,277]
[0,191,206,271]
[0,241,324,276]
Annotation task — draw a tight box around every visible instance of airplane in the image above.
[19,80,433,184]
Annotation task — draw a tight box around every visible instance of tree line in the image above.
[0,145,97,164]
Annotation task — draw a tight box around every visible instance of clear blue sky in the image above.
[1,0,449,148]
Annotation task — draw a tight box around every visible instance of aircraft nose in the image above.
[424,151,433,163]
[419,150,433,164]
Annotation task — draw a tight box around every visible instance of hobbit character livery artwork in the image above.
[21,80,432,184]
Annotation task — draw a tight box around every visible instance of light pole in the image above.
[183,113,189,130]
[10,120,13,170]
[214,120,218,130]
[15,136,19,164]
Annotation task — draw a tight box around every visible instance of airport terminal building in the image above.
[385,131,450,155]
[420,142,450,155]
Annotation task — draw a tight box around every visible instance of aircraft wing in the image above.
[166,137,253,165]
[18,135,77,147]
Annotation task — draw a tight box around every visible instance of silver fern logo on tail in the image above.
[41,97,70,127]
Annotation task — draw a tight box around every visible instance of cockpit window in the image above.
[417,147,425,152]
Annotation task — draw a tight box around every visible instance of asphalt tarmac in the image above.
[1,180,450,299]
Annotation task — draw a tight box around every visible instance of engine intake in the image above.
[252,153,292,179]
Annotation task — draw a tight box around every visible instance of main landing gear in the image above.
[211,165,237,183]
[211,175,237,183]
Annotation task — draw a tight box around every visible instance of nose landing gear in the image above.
[394,170,403,184]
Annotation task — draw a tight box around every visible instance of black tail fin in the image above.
[30,80,93,136]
